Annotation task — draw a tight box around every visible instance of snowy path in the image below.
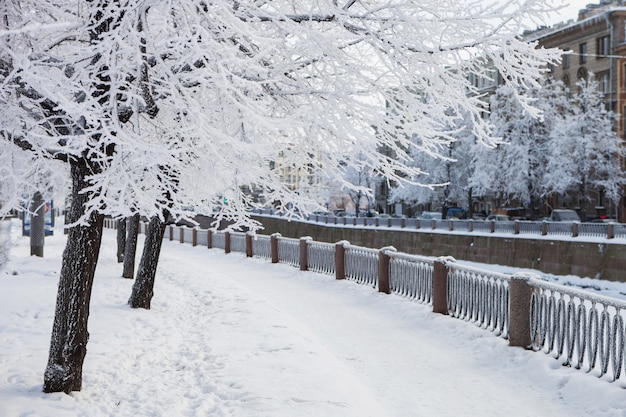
[1,223,625,417]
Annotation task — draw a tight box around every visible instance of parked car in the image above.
[446,207,467,219]
[416,211,442,220]
[486,214,511,221]
[548,209,580,222]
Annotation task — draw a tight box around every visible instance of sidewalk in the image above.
[0,222,624,416]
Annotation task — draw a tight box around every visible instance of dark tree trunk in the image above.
[128,215,167,309]
[43,162,104,393]
[122,213,140,278]
[116,218,126,263]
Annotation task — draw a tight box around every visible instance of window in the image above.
[597,35,610,58]
[600,72,609,94]
[562,51,570,69]
[579,42,587,64]
[577,67,588,81]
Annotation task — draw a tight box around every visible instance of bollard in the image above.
[246,232,253,257]
[335,241,348,280]
[509,274,536,348]
[300,236,311,271]
[270,233,280,263]
[432,258,451,315]
[299,237,312,271]
[29,191,45,257]
[378,246,396,294]
[224,231,231,254]
[607,223,615,239]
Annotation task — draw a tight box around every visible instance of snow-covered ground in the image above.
[1,218,625,417]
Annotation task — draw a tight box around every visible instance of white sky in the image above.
[541,0,612,26]
[1,219,626,416]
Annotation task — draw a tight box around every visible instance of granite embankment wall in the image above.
[253,216,626,282]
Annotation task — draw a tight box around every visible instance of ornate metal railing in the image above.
[529,279,626,381]
[307,241,336,275]
[344,244,379,287]
[251,234,272,260]
[447,262,510,338]
[212,231,225,249]
[251,210,625,240]
[277,236,300,267]
[230,232,246,254]
[388,252,434,304]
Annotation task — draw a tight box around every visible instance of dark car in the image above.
[548,209,580,222]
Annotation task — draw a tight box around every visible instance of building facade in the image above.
[525,2,626,138]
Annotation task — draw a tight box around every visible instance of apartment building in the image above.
[524,1,626,138]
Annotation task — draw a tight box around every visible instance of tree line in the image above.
[390,76,625,220]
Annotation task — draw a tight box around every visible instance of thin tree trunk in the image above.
[122,213,140,278]
[128,215,167,309]
[116,218,126,263]
[43,162,104,393]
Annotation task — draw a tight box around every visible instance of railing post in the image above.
[335,240,348,280]
[607,222,615,239]
[207,230,212,249]
[468,219,473,233]
[246,232,253,257]
[448,220,454,231]
[192,227,197,246]
[169,225,173,241]
[299,236,312,271]
[541,221,547,236]
[509,273,536,349]
[224,231,231,254]
[433,257,451,315]
[489,220,495,233]
[415,219,421,229]
[378,246,396,294]
[514,220,520,235]
[400,218,406,228]
[179,227,185,243]
[431,219,436,230]
[270,233,280,264]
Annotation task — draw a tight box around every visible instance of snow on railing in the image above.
[251,234,272,260]
[388,252,433,304]
[277,236,300,267]
[529,279,626,382]
[447,261,510,339]
[104,219,626,385]
[306,240,335,275]
[230,232,247,254]
[344,243,379,287]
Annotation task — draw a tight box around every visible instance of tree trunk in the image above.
[128,215,166,309]
[122,213,140,278]
[116,218,126,263]
[43,162,104,393]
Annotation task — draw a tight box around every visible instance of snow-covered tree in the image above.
[471,78,568,217]
[0,0,559,392]
[544,77,625,220]
[390,115,476,217]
